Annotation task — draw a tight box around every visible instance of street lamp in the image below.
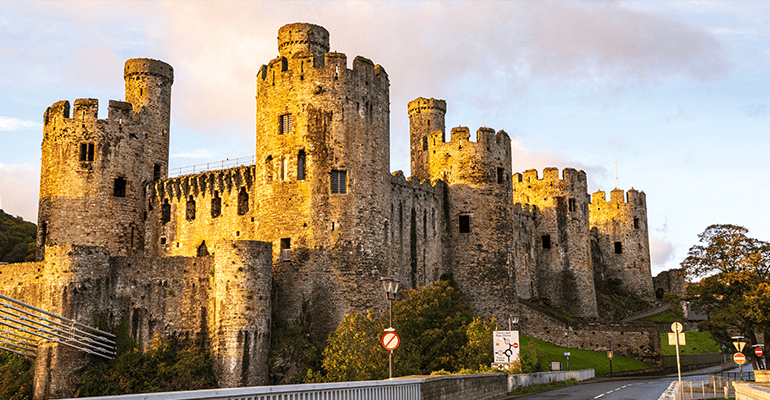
[509,314,520,331]
[606,334,613,378]
[380,277,400,379]
[564,327,572,371]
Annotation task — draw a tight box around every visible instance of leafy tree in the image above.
[310,278,495,381]
[0,210,36,263]
[0,350,33,400]
[682,224,770,355]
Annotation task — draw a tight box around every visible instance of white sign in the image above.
[668,332,686,346]
[671,322,683,333]
[493,330,520,364]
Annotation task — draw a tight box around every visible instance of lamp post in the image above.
[564,327,571,371]
[606,334,613,378]
[380,277,400,379]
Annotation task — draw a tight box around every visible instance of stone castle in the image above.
[1,23,658,398]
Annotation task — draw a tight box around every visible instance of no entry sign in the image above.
[382,331,400,351]
[734,353,746,365]
[756,348,764,357]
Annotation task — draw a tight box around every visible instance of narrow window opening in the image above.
[634,217,640,229]
[113,177,127,197]
[81,111,85,120]
[280,238,291,261]
[568,198,576,212]
[79,143,95,162]
[265,156,273,182]
[614,242,623,254]
[423,211,427,240]
[334,66,339,80]
[279,114,292,135]
[153,164,161,181]
[459,139,463,150]
[161,199,170,224]
[459,215,470,233]
[497,167,505,184]
[237,186,249,215]
[330,170,347,194]
[186,195,196,221]
[542,235,551,249]
[331,222,335,231]
[384,221,390,245]
[301,60,304,73]
[148,198,154,211]
[140,88,143,96]
[211,191,221,218]
[297,150,306,180]
[160,237,166,245]
[197,241,209,257]
[422,136,428,151]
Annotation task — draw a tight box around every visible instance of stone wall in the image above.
[418,373,508,400]
[654,269,686,299]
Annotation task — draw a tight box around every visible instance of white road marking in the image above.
[594,394,604,399]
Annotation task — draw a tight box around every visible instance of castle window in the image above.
[634,217,640,229]
[614,242,623,254]
[331,170,347,194]
[197,241,209,257]
[497,167,505,184]
[161,199,170,224]
[297,150,306,180]
[113,177,127,197]
[279,114,292,135]
[265,156,274,182]
[153,164,161,181]
[148,198,154,211]
[459,214,470,233]
[237,187,249,215]
[280,238,291,261]
[79,143,94,162]
[542,235,551,249]
[422,136,428,151]
[568,198,576,212]
[186,195,196,221]
[211,191,221,218]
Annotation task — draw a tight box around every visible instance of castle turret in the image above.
[254,23,391,332]
[37,59,173,260]
[408,97,446,182]
[513,168,598,318]
[589,188,653,298]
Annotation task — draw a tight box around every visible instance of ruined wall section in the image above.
[37,59,172,261]
[408,97,446,182]
[512,168,598,318]
[513,204,539,299]
[385,172,446,290]
[420,124,516,321]
[589,189,653,298]
[144,166,257,257]
[255,23,392,333]
[653,269,686,299]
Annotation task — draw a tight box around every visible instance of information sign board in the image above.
[493,330,520,364]
[668,332,686,346]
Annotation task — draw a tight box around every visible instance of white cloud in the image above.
[650,234,676,269]
[0,117,42,132]
[170,149,217,159]
[0,163,40,223]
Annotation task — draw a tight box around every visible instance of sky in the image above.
[1,1,768,277]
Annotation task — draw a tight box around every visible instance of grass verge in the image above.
[659,331,721,355]
[521,336,652,375]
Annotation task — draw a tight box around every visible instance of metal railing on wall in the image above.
[0,294,115,359]
[168,156,256,179]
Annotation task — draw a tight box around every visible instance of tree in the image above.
[681,224,770,366]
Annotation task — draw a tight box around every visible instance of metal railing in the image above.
[167,156,256,178]
[0,294,115,359]
[65,378,424,400]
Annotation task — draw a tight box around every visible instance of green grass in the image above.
[643,310,683,323]
[521,336,652,375]
[659,331,721,356]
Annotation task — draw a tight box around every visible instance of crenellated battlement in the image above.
[590,188,646,207]
[42,98,142,136]
[278,22,330,64]
[514,167,587,186]
[431,126,511,154]
[150,165,256,203]
[513,202,539,215]
[408,97,447,116]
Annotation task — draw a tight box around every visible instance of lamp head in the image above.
[380,277,400,299]
[512,314,520,325]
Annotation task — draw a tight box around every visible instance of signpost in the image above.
[755,347,763,357]
[493,330,520,366]
[381,330,400,351]
[672,322,684,382]
[732,336,747,381]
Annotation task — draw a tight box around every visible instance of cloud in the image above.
[510,138,609,191]
[170,149,217,160]
[650,234,676,269]
[0,163,40,223]
[0,117,42,132]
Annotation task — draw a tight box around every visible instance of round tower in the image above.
[408,97,446,182]
[37,59,173,260]
[254,23,391,332]
[124,58,174,182]
[512,167,598,318]
[277,23,330,66]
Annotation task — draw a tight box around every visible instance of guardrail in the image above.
[168,156,255,178]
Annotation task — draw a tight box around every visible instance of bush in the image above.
[0,350,33,400]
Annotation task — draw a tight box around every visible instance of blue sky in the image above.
[1,1,768,277]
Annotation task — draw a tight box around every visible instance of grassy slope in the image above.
[659,331,721,356]
[521,336,652,375]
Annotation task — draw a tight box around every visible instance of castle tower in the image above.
[254,23,391,331]
[411,108,516,320]
[512,168,598,318]
[36,59,173,259]
[589,188,654,298]
[408,97,446,182]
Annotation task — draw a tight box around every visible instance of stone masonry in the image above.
[0,22,661,397]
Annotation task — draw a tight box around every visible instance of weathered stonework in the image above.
[1,22,660,397]
[653,269,686,299]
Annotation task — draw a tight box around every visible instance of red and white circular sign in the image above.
[734,353,746,365]
[382,331,400,351]
[513,342,519,349]
[756,348,764,357]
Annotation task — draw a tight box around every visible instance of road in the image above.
[512,365,746,400]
